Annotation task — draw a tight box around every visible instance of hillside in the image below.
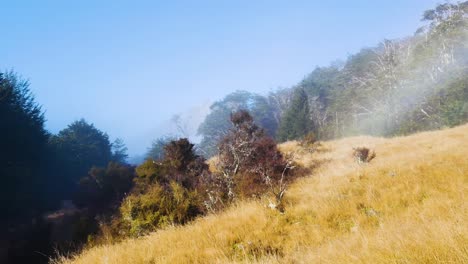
[196,1,468,157]
[58,124,468,264]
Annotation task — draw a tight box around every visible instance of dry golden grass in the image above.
[59,124,468,264]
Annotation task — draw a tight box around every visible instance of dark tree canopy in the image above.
[74,162,134,210]
[277,88,313,142]
[111,138,129,164]
[0,71,49,219]
[50,119,113,197]
[163,138,197,173]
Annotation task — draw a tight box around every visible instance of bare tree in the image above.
[171,114,190,138]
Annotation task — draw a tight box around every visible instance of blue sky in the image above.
[1,0,440,156]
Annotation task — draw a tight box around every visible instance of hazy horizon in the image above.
[1,0,441,156]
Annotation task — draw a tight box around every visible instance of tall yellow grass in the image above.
[58,124,468,264]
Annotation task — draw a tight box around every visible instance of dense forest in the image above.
[1,2,467,263]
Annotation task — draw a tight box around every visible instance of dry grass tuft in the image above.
[58,124,468,264]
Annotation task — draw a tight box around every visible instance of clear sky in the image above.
[1,0,440,156]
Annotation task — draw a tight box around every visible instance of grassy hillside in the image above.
[58,124,468,264]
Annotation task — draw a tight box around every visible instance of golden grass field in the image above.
[58,124,468,264]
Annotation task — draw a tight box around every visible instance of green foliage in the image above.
[50,119,113,198]
[163,138,197,172]
[119,182,202,237]
[398,74,468,134]
[301,66,340,100]
[135,159,165,182]
[0,71,50,219]
[277,88,313,142]
[111,138,129,164]
[137,138,208,189]
[197,104,232,157]
[52,119,112,173]
[197,90,278,157]
[3,2,468,262]
[74,162,135,210]
[271,2,468,140]
[146,135,176,160]
[109,138,209,237]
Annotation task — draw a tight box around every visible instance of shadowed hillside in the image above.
[57,124,468,264]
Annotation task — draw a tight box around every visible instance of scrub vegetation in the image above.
[1,2,467,263]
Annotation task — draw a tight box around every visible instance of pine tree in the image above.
[112,138,129,164]
[0,71,49,219]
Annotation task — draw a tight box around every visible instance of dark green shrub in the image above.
[105,138,209,238]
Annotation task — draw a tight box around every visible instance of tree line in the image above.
[1,1,467,263]
[0,72,134,262]
[196,1,468,156]
[0,71,302,263]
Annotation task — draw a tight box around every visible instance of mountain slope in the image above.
[59,124,468,264]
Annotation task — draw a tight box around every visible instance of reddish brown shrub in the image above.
[352,147,376,163]
[215,110,296,208]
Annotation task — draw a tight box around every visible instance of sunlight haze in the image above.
[1,0,440,156]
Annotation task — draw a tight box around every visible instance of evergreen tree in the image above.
[0,71,50,219]
[277,88,313,142]
[111,138,129,164]
[50,119,113,198]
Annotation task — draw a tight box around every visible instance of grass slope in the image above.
[59,124,468,264]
